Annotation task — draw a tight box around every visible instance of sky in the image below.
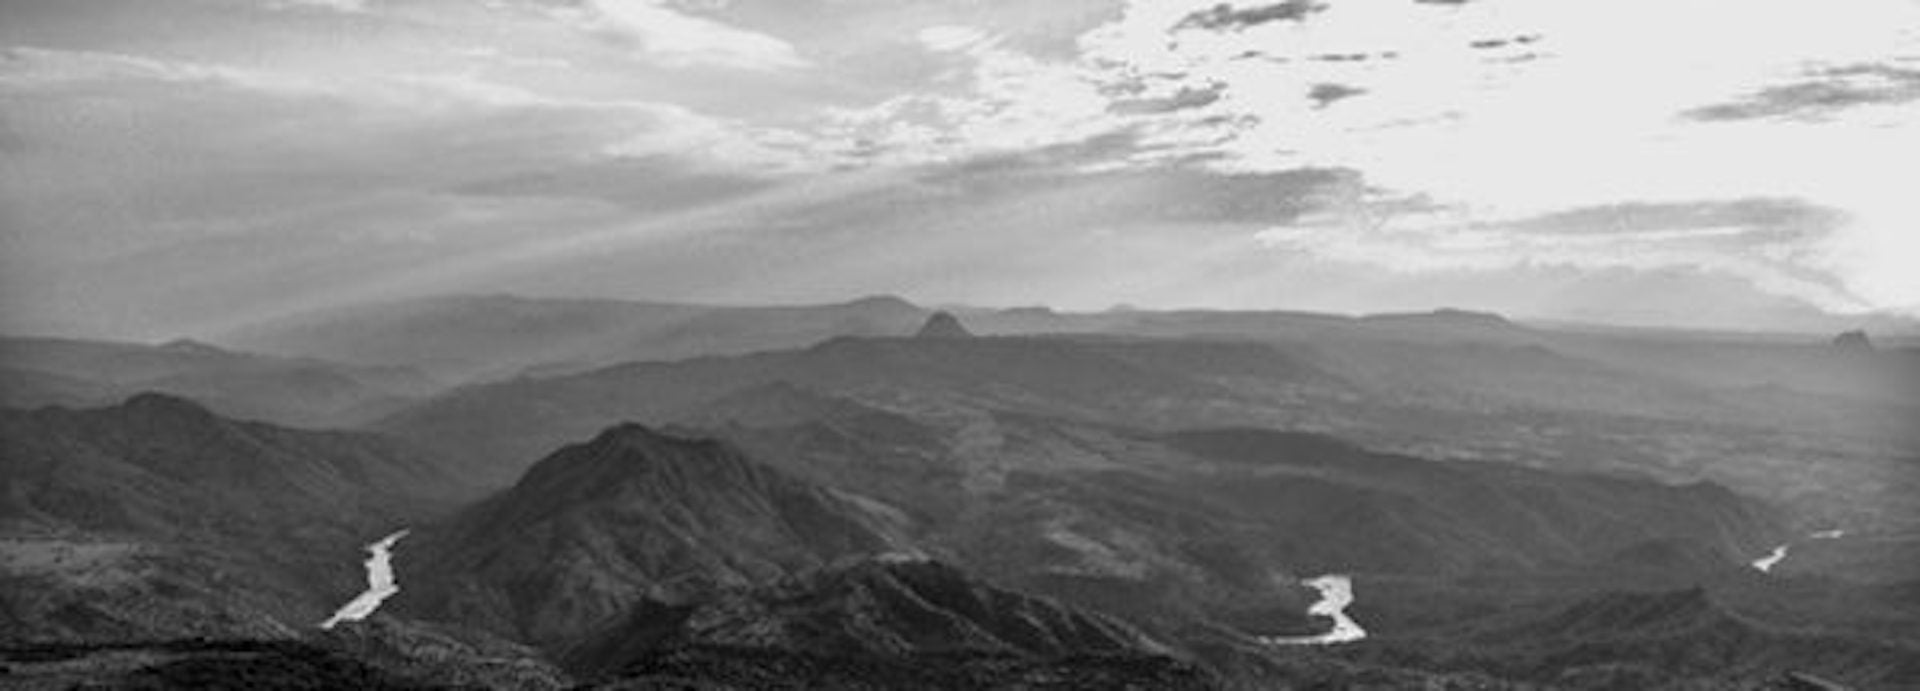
[2,0,1918,339]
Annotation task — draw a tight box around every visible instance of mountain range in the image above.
[0,336,440,428]
[4,296,1917,689]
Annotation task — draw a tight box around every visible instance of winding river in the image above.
[320,529,409,630]
[1263,575,1367,646]
[1750,529,1846,574]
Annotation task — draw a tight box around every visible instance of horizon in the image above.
[4,0,1919,339]
[4,289,1915,347]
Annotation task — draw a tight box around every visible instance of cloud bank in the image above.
[1,0,1916,337]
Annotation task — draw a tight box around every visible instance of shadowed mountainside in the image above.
[0,394,477,642]
[391,424,904,648]
[563,555,1211,689]
[1331,586,1920,689]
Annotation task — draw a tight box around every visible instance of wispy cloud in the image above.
[1687,63,1920,122]
[1257,198,1867,311]
[549,0,808,71]
[0,45,823,173]
[0,46,325,94]
[1175,1,1326,31]
[265,0,371,13]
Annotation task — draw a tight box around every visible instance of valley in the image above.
[11,0,1920,685]
[3,299,1916,689]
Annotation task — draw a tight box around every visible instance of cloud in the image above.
[0,46,325,94]
[555,0,808,70]
[6,0,1919,334]
[1256,197,1867,312]
[1307,83,1364,109]
[0,38,852,336]
[818,30,1114,166]
[1497,199,1844,240]
[1,45,826,173]
[266,0,371,12]
[918,25,990,53]
[1175,1,1327,31]
[1686,63,1920,121]
[1108,83,1225,115]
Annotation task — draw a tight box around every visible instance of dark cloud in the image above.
[1685,63,1920,121]
[1308,83,1364,109]
[1108,83,1225,115]
[1469,35,1541,50]
[1176,1,1326,31]
[1309,52,1377,63]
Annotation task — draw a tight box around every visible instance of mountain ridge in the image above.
[392,423,903,648]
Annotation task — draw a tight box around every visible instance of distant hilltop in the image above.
[914,311,975,339]
[1832,329,1874,352]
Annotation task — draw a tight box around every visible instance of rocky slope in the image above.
[1335,587,1920,689]
[566,555,1215,689]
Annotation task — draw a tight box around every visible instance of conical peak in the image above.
[914,311,974,339]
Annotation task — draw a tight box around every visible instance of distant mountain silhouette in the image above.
[220,293,934,382]
[373,334,1309,484]
[914,311,974,339]
[1832,329,1874,352]
[1358,307,1517,329]
[0,335,438,427]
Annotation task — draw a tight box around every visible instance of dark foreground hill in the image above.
[1332,587,1920,689]
[567,556,1168,672]
[0,394,476,642]
[391,424,904,648]
[567,556,1216,690]
[0,639,442,690]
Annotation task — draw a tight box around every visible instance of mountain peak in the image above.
[914,311,974,339]
[579,421,719,458]
[1363,307,1515,328]
[1832,329,1874,352]
[845,294,917,309]
[119,391,220,421]
[398,424,898,646]
[158,338,228,355]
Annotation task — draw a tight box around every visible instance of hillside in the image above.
[564,556,1210,689]
[390,424,903,647]
[0,394,477,641]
